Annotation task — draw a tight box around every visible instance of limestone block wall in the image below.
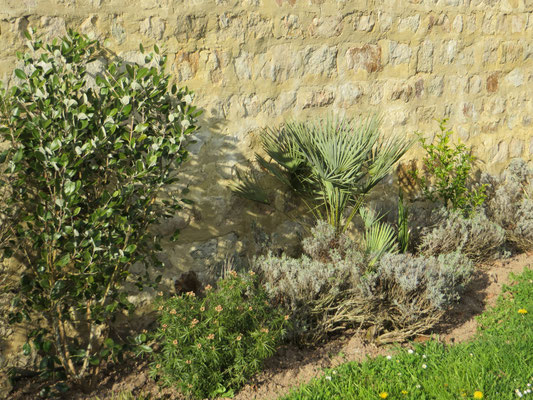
[0,0,532,275]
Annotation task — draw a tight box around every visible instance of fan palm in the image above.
[233,115,412,235]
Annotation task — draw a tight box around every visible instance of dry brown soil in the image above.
[9,252,532,400]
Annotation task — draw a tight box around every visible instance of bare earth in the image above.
[9,252,532,400]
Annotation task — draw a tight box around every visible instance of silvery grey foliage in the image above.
[255,221,473,343]
[366,252,473,312]
[419,209,505,261]
[482,159,533,251]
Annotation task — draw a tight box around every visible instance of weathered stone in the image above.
[298,89,335,109]
[346,44,381,72]
[416,40,434,73]
[243,94,261,117]
[452,15,463,32]
[443,39,458,64]
[139,17,165,40]
[491,141,509,163]
[174,51,199,82]
[309,15,343,36]
[428,75,444,96]
[509,138,524,157]
[378,12,393,32]
[501,42,523,63]
[389,41,412,65]
[389,81,415,102]
[488,96,506,115]
[505,68,524,87]
[40,16,67,41]
[398,15,420,32]
[279,14,302,37]
[511,15,526,32]
[111,17,126,44]
[467,75,482,94]
[486,72,499,92]
[176,14,208,41]
[356,14,375,32]
[234,51,252,80]
[482,40,499,66]
[276,91,297,114]
[335,83,363,107]
[305,45,338,76]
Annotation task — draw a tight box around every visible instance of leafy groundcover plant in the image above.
[0,29,200,387]
[149,271,289,399]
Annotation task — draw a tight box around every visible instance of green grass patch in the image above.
[282,268,533,400]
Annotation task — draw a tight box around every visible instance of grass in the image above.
[281,268,533,400]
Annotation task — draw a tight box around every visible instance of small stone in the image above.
[428,76,444,97]
[416,41,434,73]
[467,75,482,94]
[389,41,412,65]
[378,12,393,32]
[139,17,165,40]
[486,73,499,92]
[512,15,525,32]
[444,40,458,63]
[346,44,381,73]
[505,68,524,87]
[452,15,463,32]
[509,138,524,158]
[309,15,343,36]
[398,15,420,32]
[491,141,508,164]
[234,52,252,80]
[335,83,363,107]
[111,18,126,44]
[298,89,335,109]
[276,91,297,114]
[356,14,375,32]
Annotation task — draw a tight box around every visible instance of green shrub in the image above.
[419,209,505,262]
[233,116,411,235]
[255,222,472,344]
[149,271,289,399]
[0,30,200,384]
[411,119,486,213]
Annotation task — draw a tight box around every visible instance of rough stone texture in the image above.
[0,0,532,380]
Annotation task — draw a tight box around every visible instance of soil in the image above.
[8,252,532,400]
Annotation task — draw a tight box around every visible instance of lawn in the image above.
[281,268,533,400]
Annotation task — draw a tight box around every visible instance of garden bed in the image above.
[9,252,531,400]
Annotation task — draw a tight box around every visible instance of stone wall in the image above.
[0,0,532,385]
[0,0,532,292]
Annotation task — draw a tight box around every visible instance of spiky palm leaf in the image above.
[360,207,398,267]
[235,115,412,235]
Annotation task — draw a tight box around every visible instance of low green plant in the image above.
[149,271,289,399]
[233,116,411,235]
[0,30,200,385]
[411,119,486,213]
